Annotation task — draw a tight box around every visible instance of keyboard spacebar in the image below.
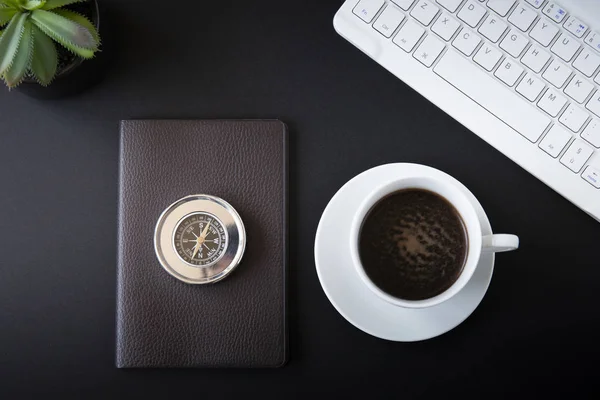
[433,50,550,142]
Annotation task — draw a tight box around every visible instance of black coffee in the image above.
[358,189,468,301]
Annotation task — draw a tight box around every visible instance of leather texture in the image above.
[116,120,288,368]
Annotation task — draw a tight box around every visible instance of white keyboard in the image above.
[335,0,600,222]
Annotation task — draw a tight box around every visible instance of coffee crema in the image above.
[358,189,468,301]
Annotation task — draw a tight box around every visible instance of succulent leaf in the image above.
[1,1,21,9]
[0,11,26,74]
[31,9,97,58]
[4,18,32,87]
[41,0,83,10]
[53,8,97,43]
[29,23,56,85]
[0,7,17,26]
[20,1,46,11]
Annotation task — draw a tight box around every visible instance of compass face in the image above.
[173,213,227,266]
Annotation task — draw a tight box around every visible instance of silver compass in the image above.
[154,194,246,284]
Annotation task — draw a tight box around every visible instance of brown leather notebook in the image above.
[116,120,288,368]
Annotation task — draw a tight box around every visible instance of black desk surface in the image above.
[1,0,598,397]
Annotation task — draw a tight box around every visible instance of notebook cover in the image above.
[116,120,288,368]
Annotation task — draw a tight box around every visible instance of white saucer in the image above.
[314,164,495,342]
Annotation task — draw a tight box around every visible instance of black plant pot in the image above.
[18,0,102,99]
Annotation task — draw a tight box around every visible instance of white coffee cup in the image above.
[349,171,519,309]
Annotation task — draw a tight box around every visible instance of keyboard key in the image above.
[564,16,588,39]
[538,88,568,117]
[500,30,529,57]
[392,0,416,11]
[529,18,559,47]
[374,5,405,38]
[495,58,524,86]
[559,104,589,132]
[487,0,516,17]
[582,119,600,147]
[585,31,600,53]
[433,49,551,142]
[457,0,486,28]
[413,35,445,67]
[564,75,594,104]
[474,43,503,71]
[516,72,545,101]
[432,14,460,41]
[452,28,481,56]
[573,49,600,77]
[524,0,544,9]
[435,0,461,13]
[587,91,600,118]
[508,4,537,32]
[522,45,551,73]
[410,0,440,26]
[542,59,572,88]
[478,14,507,43]
[393,19,426,52]
[560,139,593,172]
[551,33,581,62]
[542,2,567,24]
[353,0,385,23]
[582,165,600,188]
[539,125,572,157]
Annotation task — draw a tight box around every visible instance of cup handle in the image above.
[481,234,519,253]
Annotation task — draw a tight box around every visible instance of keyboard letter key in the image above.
[500,30,529,57]
[374,5,405,38]
[432,13,461,41]
[538,88,568,117]
[542,59,572,88]
[474,44,503,71]
[495,58,524,87]
[529,19,559,47]
[392,0,416,11]
[559,104,589,132]
[539,125,572,157]
[522,45,551,73]
[436,0,462,13]
[413,35,445,67]
[487,0,517,17]
[551,33,581,62]
[479,14,508,43]
[452,28,481,56]
[508,5,537,32]
[457,0,486,28]
[573,49,600,78]
[581,119,600,148]
[353,0,385,23]
[410,0,440,26]
[586,90,600,118]
[560,139,593,172]
[434,49,551,142]
[564,75,594,104]
[393,19,426,52]
[516,73,546,102]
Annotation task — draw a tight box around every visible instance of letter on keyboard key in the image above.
[432,14,461,41]
[539,125,572,157]
[538,88,568,117]
[410,0,440,26]
[374,5,405,38]
[542,59,572,88]
[522,45,551,73]
[474,44,503,71]
[530,19,559,47]
[495,58,524,87]
[500,30,529,58]
[582,166,600,189]
[586,91,600,118]
[452,28,481,56]
[582,119,600,148]
[487,0,516,17]
[508,5,537,32]
[559,104,589,132]
[392,0,416,11]
[516,73,546,102]
[564,75,594,104]
[433,50,551,142]
[393,20,425,52]
[353,0,385,23]
[560,139,593,172]
[457,0,486,28]
[413,35,445,67]
[573,49,600,78]
[551,33,581,62]
[479,15,508,43]
[436,0,462,13]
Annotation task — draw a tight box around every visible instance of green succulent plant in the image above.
[0,0,100,88]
